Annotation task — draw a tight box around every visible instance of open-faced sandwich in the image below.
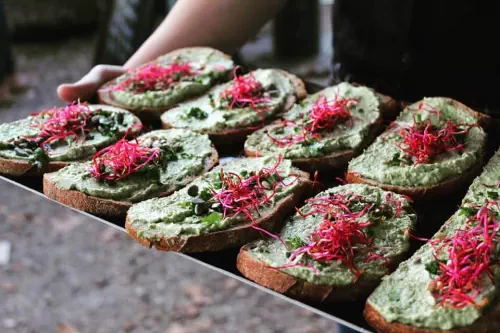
[125,156,312,252]
[0,102,141,176]
[244,82,397,172]
[160,68,307,147]
[346,97,487,200]
[97,47,235,119]
[237,183,416,302]
[43,129,218,217]
[365,151,500,333]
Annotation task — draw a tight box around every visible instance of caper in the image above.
[115,113,124,124]
[187,185,199,197]
[194,204,209,216]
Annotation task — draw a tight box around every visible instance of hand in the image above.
[57,65,126,103]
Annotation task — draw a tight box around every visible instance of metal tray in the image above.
[3,81,498,332]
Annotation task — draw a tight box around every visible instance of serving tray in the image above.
[3,81,499,332]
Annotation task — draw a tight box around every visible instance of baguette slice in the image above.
[43,130,218,217]
[125,157,312,253]
[364,152,500,332]
[346,98,487,201]
[0,104,141,177]
[244,83,397,172]
[161,69,307,149]
[97,47,235,120]
[237,184,416,303]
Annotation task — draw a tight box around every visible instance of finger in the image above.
[57,65,125,102]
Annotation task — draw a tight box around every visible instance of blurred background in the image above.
[0,0,338,332]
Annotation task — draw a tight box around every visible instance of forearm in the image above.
[124,0,286,68]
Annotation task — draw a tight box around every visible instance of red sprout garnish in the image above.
[210,155,298,240]
[428,201,500,309]
[89,137,160,183]
[306,94,356,132]
[277,192,402,280]
[266,93,357,148]
[397,118,475,165]
[111,63,194,93]
[29,102,93,148]
[219,67,270,111]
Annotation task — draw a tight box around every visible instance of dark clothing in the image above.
[0,0,15,85]
[332,0,500,115]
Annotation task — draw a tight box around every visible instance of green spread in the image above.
[245,83,380,159]
[109,48,234,109]
[0,104,140,163]
[45,129,214,202]
[247,184,415,286]
[367,152,500,330]
[126,156,302,238]
[160,69,295,133]
[348,97,485,187]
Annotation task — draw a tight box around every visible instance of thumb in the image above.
[57,65,126,103]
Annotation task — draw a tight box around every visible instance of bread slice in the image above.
[346,98,489,201]
[125,170,312,253]
[161,69,307,149]
[364,302,500,333]
[97,47,234,120]
[237,245,407,303]
[43,146,219,217]
[236,184,416,303]
[244,89,397,172]
[0,105,142,177]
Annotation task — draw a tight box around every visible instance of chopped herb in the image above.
[425,260,445,275]
[179,201,193,209]
[487,191,499,200]
[274,127,285,135]
[199,187,212,201]
[459,206,478,218]
[200,211,223,224]
[181,107,208,120]
[286,236,305,250]
[29,148,49,169]
[387,153,402,167]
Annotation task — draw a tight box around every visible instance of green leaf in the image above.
[487,191,499,200]
[200,211,223,224]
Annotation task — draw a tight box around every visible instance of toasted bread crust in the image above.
[346,98,488,201]
[43,146,219,217]
[244,90,397,172]
[237,246,396,303]
[237,243,407,303]
[125,172,312,253]
[0,158,72,177]
[364,302,500,333]
[160,69,307,149]
[97,47,233,119]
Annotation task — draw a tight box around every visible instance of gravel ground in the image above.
[0,36,338,333]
